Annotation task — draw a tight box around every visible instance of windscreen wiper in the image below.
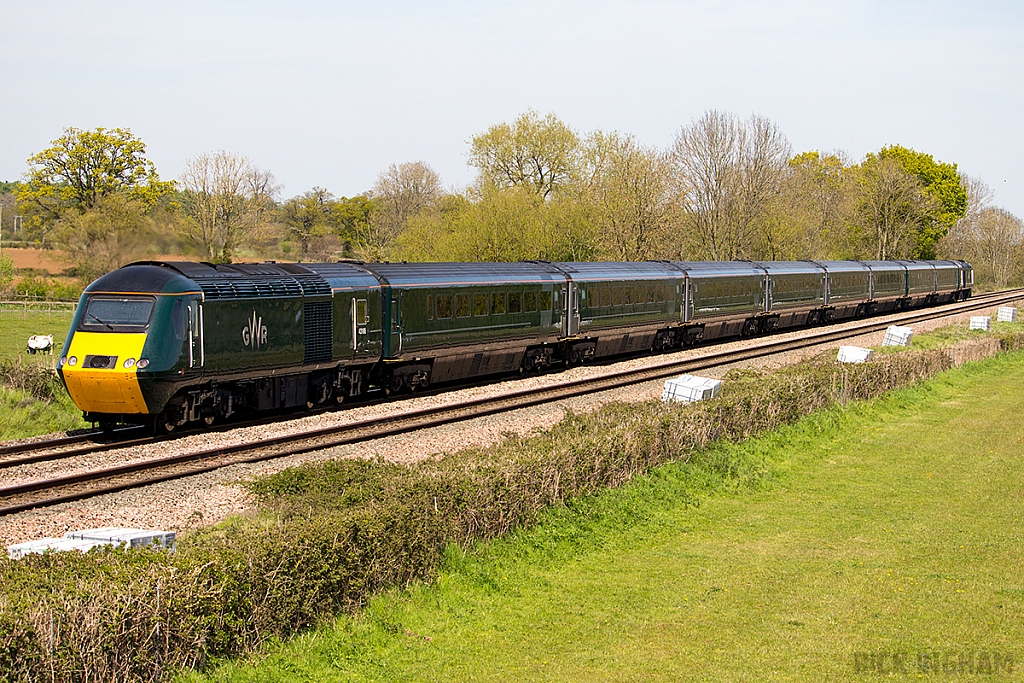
[86,312,115,330]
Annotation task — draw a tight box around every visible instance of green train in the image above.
[58,258,972,432]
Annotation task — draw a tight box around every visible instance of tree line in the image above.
[0,110,1020,290]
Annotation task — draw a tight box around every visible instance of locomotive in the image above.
[57,258,973,432]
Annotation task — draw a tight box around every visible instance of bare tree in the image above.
[782,151,854,258]
[357,161,442,261]
[178,151,278,262]
[668,110,790,260]
[971,208,1024,286]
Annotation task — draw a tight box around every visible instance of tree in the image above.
[357,161,442,261]
[469,110,580,198]
[17,127,173,239]
[876,145,967,257]
[177,151,278,263]
[969,208,1024,287]
[281,187,335,257]
[782,151,854,258]
[853,156,935,260]
[0,252,13,296]
[51,194,153,282]
[576,131,673,261]
[669,110,790,260]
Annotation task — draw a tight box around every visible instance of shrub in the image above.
[0,337,1011,682]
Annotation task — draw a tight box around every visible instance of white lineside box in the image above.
[969,316,991,331]
[662,374,722,403]
[64,527,177,552]
[882,325,914,347]
[7,537,114,559]
[998,307,1017,323]
[837,346,873,364]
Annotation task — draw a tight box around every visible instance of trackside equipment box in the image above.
[882,325,914,347]
[837,346,873,363]
[998,307,1017,322]
[662,374,722,403]
[7,537,113,559]
[64,528,176,551]
[969,316,991,331]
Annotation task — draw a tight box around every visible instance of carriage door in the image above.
[351,297,370,353]
[564,283,580,337]
[186,298,204,369]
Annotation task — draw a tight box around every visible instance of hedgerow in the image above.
[0,332,1019,682]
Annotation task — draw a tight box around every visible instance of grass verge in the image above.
[181,343,1024,682]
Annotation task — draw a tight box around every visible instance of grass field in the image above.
[181,351,1024,682]
[0,310,85,438]
[0,310,75,363]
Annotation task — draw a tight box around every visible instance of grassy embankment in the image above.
[0,310,87,439]
[181,344,1024,682]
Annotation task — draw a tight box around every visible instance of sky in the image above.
[1,0,1022,216]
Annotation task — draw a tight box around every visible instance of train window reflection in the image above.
[79,296,155,332]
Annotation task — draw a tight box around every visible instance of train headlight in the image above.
[137,359,149,369]
[123,358,136,369]
[59,356,67,366]
[68,356,78,366]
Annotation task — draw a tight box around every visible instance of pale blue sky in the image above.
[2,1,1021,216]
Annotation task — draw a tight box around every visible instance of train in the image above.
[57,258,973,432]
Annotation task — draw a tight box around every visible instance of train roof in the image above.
[672,261,767,277]
[550,261,683,282]
[811,260,872,273]
[753,261,825,275]
[857,260,910,272]
[85,263,201,296]
[362,261,566,287]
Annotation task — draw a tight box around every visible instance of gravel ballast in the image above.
[1,299,1019,547]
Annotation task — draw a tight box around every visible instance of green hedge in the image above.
[0,334,1019,682]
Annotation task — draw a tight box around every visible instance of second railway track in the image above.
[3,287,1023,517]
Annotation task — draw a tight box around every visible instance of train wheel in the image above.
[203,415,216,427]
[98,419,117,435]
[154,416,176,435]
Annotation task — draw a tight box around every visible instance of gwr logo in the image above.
[242,312,268,349]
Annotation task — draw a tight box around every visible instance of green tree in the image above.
[853,156,935,260]
[51,194,154,282]
[469,110,581,198]
[876,145,967,257]
[17,127,173,237]
[281,187,335,257]
[0,252,14,295]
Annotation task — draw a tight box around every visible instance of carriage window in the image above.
[426,295,433,320]
[624,286,633,305]
[524,291,537,312]
[539,291,552,311]
[646,286,655,303]
[491,292,505,315]
[455,294,471,318]
[436,295,453,319]
[474,293,488,316]
[508,291,522,313]
[612,288,623,306]
[600,288,611,307]
[656,285,665,302]
[356,299,368,324]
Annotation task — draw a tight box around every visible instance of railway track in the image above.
[2,288,1022,516]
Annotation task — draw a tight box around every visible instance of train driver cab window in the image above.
[508,291,522,313]
[524,291,537,312]
[539,291,552,311]
[455,294,471,318]
[491,292,505,315]
[436,295,453,319]
[79,296,155,332]
[473,293,488,316]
